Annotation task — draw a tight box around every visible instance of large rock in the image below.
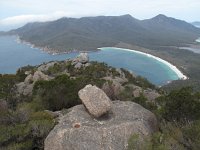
[32,71,49,82]
[16,82,34,96]
[78,85,112,118]
[143,89,160,102]
[38,62,57,72]
[74,62,82,69]
[132,86,143,98]
[24,74,33,84]
[16,71,50,96]
[44,101,158,150]
[131,85,160,101]
[102,78,125,99]
[76,52,89,64]
[72,53,89,65]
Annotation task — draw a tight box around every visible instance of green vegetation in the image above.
[0,101,55,150]
[127,87,200,150]
[158,87,200,122]
[121,68,155,89]
[0,74,17,99]
[1,60,200,150]
[8,14,200,91]
[10,15,200,52]
[33,75,80,111]
[0,61,129,149]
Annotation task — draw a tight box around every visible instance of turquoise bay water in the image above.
[0,36,179,85]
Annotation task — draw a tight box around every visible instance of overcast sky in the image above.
[0,0,199,31]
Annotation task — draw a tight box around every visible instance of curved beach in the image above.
[99,47,188,80]
[196,38,200,43]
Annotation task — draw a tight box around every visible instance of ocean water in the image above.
[0,36,179,85]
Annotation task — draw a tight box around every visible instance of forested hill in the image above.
[8,14,200,52]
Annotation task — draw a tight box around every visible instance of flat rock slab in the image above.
[78,84,112,118]
[44,101,158,150]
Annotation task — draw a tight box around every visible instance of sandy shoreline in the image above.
[99,47,188,80]
[196,38,200,43]
[14,35,188,80]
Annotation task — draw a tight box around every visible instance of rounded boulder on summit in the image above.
[44,85,158,150]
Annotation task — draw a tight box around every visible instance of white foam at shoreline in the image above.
[196,38,200,43]
[98,47,188,80]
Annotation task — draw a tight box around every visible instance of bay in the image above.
[0,36,180,85]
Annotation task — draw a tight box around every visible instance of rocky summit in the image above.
[78,84,112,118]
[44,86,158,150]
[72,52,90,69]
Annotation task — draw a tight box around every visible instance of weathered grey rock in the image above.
[25,71,32,75]
[125,84,143,98]
[133,86,143,98]
[16,71,49,96]
[77,53,89,64]
[24,74,33,84]
[74,62,82,69]
[102,82,115,99]
[38,62,57,72]
[78,85,112,118]
[116,68,126,79]
[16,82,33,96]
[72,53,89,65]
[143,89,160,102]
[84,62,91,67]
[32,71,49,82]
[44,101,158,150]
[103,76,128,84]
[102,79,125,99]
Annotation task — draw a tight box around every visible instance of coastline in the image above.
[15,35,79,55]
[99,47,188,80]
[13,35,188,81]
[196,38,200,43]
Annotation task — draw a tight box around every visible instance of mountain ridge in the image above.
[7,14,200,53]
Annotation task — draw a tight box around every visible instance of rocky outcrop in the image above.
[72,53,90,68]
[143,89,161,102]
[78,85,112,118]
[38,62,57,72]
[16,71,50,96]
[74,52,89,64]
[131,85,143,98]
[116,68,126,79]
[127,84,160,102]
[32,71,49,82]
[44,101,158,150]
[16,82,34,96]
[102,76,126,99]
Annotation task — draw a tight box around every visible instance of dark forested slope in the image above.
[9,14,200,52]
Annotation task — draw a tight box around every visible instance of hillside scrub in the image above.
[128,87,200,150]
[1,60,200,149]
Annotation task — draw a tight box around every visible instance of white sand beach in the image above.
[99,47,188,80]
[196,38,200,43]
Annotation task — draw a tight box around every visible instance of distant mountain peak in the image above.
[8,14,200,53]
[151,14,169,21]
[120,14,133,18]
[155,14,167,18]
